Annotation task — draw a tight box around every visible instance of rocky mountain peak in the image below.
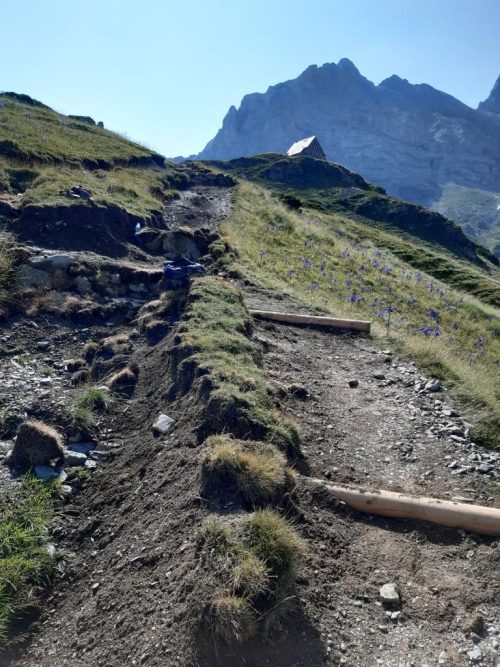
[478,74,500,114]
[197,62,500,255]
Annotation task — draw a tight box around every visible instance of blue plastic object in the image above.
[163,257,206,283]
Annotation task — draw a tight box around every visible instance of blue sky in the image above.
[2,0,499,156]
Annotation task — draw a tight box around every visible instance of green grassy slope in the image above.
[0,92,178,223]
[220,182,500,449]
[0,92,162,166]
[207,154,500,307]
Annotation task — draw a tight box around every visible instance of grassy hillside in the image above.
[0,92,162,166]
[219,182,500,449]
[0,92,179,225]
[207,154,500,307]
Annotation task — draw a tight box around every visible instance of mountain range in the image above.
[197,59,500,256]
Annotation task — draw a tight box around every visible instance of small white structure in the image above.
[286,136,326,160]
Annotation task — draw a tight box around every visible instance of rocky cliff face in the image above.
[478,74,500,115]
[198,60,500,252]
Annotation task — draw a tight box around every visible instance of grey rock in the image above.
[373,372,386,380]
[28,254,74,272]
[60,484,74,497]
[36,341,50,351]
[478,463,494,474]
[16,265,51,288]
[64,450,87,466]
[379,583,400,606]
[348,379,359,389]
[425,378,442,392]
[84,459,97,470]
[34,465,67,482]
[68,442,96,455]
[152,413,174,434]
[468,647,482,662]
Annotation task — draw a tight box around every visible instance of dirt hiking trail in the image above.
[1,184,499,667]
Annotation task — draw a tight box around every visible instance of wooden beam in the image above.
[249,309,371,333]
[307,478,500,536]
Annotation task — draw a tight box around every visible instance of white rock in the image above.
[152,413,174,434]
[379,583,400,605]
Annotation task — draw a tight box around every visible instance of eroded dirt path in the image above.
[244,286,500,667]
[3,180,500,667]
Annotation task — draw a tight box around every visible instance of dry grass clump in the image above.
[201,435,294,504]
[210,596,257,643]
[197,510,303,642]
[231,552,269,598]
[108,366,137,395]
[100,333,131,357]
[25,292,90,317]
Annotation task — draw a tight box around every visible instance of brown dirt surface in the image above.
[162,186,233,232]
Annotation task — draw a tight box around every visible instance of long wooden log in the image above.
[249,309,371,333]
[307,478,500,536]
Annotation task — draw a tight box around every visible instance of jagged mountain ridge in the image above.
[198,59,500,255]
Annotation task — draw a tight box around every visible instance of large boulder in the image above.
[16,264,51,288]
[10,420,64,469]
[162,228,200,260]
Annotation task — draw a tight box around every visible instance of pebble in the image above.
[64,450,87,466]
[373,373,386,380]
[468,647,482,662]
[348,379,359,389]
[36,341,51,351]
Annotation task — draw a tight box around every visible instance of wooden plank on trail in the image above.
[249,309,371,333]
[307,478,500,537]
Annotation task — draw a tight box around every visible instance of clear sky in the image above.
[2,0,499,157]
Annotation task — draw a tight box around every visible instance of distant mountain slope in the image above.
[198,59,500,256]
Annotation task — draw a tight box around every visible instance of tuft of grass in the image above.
[198,512,303,640]
[197,518,235,561]
[245,509,303,587]
[201,435,294,504]
[76,386,108,412]
[0,477,58,649]
[210,595,257,643]
[0,231,15,303]
[231,552,269,599]
[70,405,96,437]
